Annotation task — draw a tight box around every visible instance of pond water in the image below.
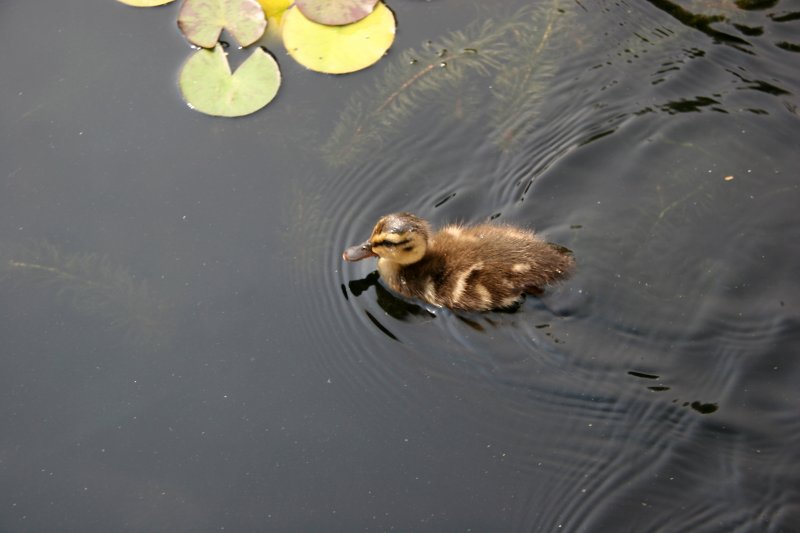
[2,0,799,530]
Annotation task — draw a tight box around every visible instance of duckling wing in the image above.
[428,225,574,310]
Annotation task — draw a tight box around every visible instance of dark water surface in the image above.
[2,0,799,531]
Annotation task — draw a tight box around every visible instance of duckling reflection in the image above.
[347,271,436,321]
[343,213,574,312]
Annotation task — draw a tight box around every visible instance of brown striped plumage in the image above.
[343,213,574,312]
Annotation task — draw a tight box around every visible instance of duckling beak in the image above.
[343,241,376,261]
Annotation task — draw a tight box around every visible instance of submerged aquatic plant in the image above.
[321,14,525,165]
[321,2,566,166]
[489,1,561,150]
[0,242,172,347]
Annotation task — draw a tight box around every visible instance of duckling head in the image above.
[343,212,430,265]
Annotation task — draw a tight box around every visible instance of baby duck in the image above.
[343,213,574,311]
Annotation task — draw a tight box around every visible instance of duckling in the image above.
[343,212,574,311]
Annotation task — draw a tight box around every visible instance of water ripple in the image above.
[277,1,800,529]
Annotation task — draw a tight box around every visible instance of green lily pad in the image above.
[283,2,395,74]
[296,0,379,26]
[178,0,267,48]
[179,44,281,117]
[117,0,176,5]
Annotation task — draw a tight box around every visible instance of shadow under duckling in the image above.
[343,213,575,312]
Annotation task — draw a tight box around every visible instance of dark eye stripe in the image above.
[373,238,411,248]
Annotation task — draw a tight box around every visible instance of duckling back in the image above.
[386,223,574,311]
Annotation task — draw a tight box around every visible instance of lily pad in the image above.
[257,0,293,17]
[117,0,176,5]
[257,0,293,42]
[296,0,379,26]
[283,2,395,74]
[178,0,267,48]
[179,44,281,117]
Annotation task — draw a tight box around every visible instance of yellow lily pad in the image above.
[257,0,292,17]
[296,0,379,26]
[179,44,281,117]
[117,0,176,5]
[282,2,395,74]
[178,0,267,48]
[257,0,292,42]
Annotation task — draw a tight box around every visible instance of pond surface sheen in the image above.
[2,0,799,531]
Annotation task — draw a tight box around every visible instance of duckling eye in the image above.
[373,238,410,249]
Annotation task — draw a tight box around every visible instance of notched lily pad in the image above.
[296,0,379,26]
[179,44,281,117]
[178,0,267,48]
[117,0,176,5]
[283,2,395,74]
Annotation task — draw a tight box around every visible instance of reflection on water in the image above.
[348,271,436,324]
[2,0,799,530]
